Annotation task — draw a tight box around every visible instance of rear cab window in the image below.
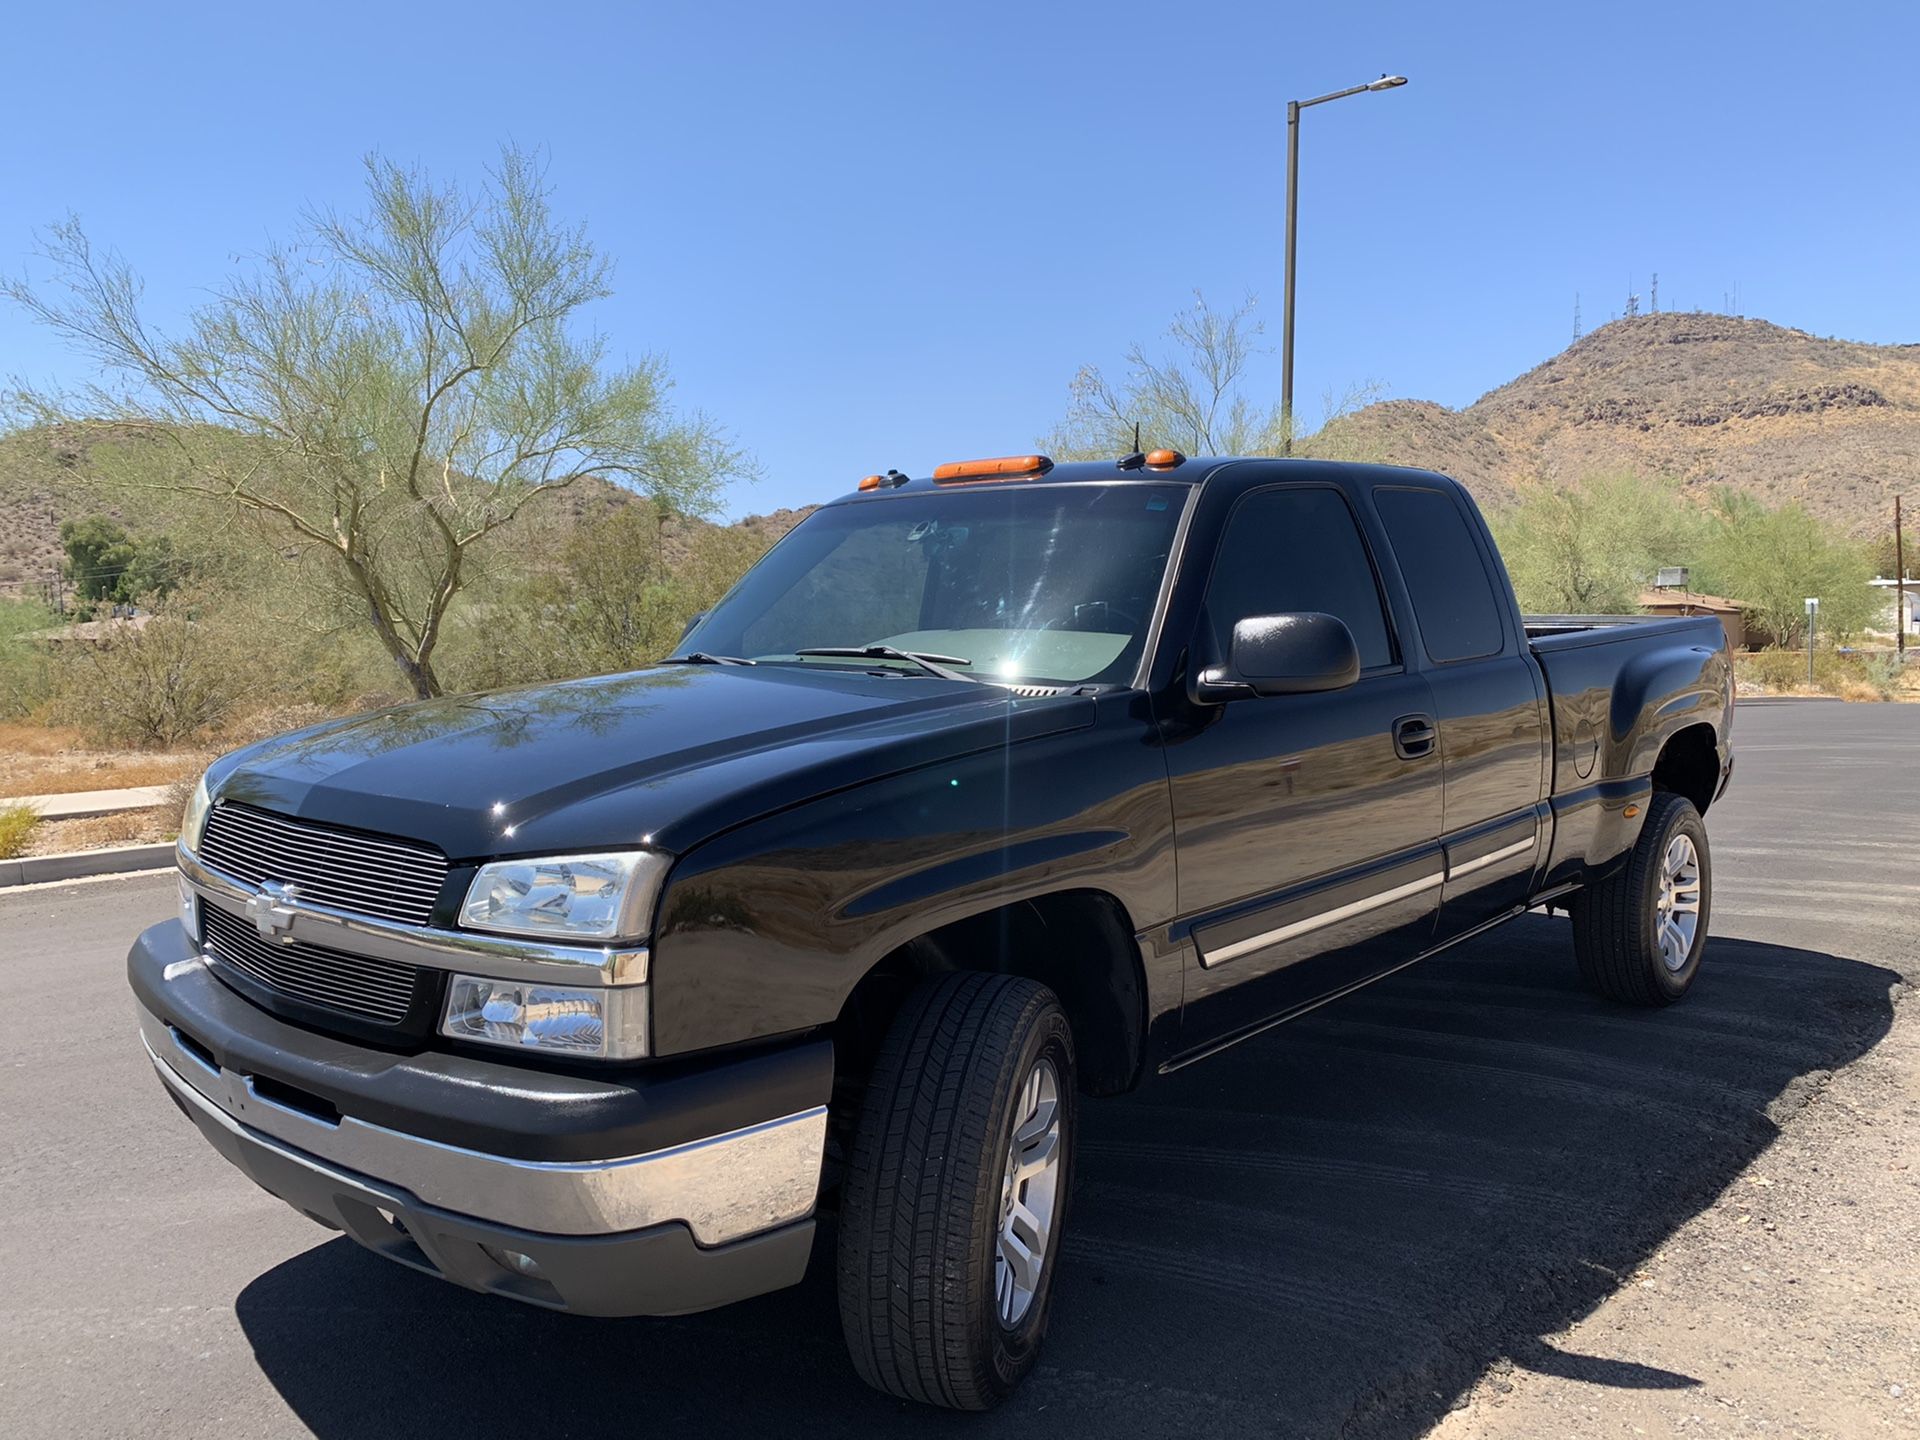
[1372,487,1507,663]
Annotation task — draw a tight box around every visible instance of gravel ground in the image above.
[1431,702,1918,1440]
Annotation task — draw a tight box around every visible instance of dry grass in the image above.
[23,808,173,857]
[0,724,207,798]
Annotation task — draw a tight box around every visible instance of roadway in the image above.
[1,700,1912,1437]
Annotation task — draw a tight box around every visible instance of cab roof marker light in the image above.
[1144,449,1186,470]
[857,474,884,491]
[932,454,1055,483]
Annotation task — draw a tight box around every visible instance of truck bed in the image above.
[1524,613,1726,652]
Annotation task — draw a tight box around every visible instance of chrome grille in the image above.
[200,803,449,926]
[202,903,418,1025]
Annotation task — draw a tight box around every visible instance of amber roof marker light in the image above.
[932,454,1055,483]
[1144,449,1186,470]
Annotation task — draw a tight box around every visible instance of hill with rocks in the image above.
[1313,314,1920,534]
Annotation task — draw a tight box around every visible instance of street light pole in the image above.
[1281,74,1407,455]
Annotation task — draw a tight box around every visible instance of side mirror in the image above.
[678,611,708,644]
[1192,612,1361,702]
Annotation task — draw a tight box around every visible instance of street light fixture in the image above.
[1281,74,1408,454]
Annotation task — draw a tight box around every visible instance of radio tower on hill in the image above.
[1573,292,1582,342]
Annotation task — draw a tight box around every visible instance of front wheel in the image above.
[836,971,1076,1410]
[1571,789,1712,1004]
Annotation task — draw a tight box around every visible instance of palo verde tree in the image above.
[1040,292,1381,462]
[4,148,749,698]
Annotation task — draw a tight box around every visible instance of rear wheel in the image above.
[1571,790,1711,1004]
[836,971,1076,1410]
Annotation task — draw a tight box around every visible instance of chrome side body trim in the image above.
[139,1007,824,1245]
[177,842,649,987]
[1198,869,1444,968]
[1444,835,1538,880]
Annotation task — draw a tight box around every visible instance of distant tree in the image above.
[1693,492,1876,644]
[58,515,137,603]
[1041,294,1288,460]
[450,502,767,689]
[1489,471,1706,614]
[5,147,751,698]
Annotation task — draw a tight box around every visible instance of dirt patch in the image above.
[0,724,207,797]
[23,808,174,856]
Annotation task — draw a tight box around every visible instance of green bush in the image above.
[0,803,39,859]
[0,598,57,719]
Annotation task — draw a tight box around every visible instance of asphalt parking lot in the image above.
[1,700,1913,1438]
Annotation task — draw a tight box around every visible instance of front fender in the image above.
[646,693,1177,1058]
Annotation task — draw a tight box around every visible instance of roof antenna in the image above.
[1118,421,1147,470]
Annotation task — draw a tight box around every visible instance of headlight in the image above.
[458,851,669,941]
[441,974,649,1059]
[177,871,201,945]
[180,773,213,853]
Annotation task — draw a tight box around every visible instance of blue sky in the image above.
[2,1,1915,516]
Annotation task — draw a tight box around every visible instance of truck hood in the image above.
[207,665,1093,860]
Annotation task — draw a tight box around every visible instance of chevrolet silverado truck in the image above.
[131,453,1733,1410]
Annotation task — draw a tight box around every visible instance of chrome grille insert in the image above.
[200,803,449,926]
[202,903,418,1025]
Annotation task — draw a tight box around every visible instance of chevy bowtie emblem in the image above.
[246,880,300,941]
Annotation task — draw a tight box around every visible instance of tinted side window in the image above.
[1372,487,1507,662]
[1202,487,1394,669]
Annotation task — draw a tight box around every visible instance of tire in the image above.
[836,971,1077,1411]
[1571,789,1712,1005]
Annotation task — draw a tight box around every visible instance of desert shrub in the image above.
[443,502,767,691]
[0,802,39,858]
[1743,649,1805,690]
[52,595,252,746]
[1859,655,1900,700]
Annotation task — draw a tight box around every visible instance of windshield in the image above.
[680,483,1187,686]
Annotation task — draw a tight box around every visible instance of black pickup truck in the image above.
[131,453,1733,1410]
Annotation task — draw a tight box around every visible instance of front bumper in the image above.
[131,918,829,1316]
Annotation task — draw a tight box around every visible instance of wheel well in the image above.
[1651,722,1720,813]
[832,890,1148,1101]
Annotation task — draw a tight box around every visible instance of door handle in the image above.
[1393,714,1438,760]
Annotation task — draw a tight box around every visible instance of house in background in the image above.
[1640,569,1749,651]
[1867,576,1917,641]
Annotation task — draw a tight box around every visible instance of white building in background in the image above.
[1869,576,1918,638]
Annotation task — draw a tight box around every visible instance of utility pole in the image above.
[1573,292,1582,343]
[1897,494,1907,660]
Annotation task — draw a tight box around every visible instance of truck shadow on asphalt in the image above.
[235,917,1899,1439]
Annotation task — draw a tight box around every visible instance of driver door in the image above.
[1163,482,1444,1053]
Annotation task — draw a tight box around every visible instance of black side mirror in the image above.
[1192,612,1361,702]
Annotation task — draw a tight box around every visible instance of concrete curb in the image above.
[0,842,177,889]
[8,785,173,821]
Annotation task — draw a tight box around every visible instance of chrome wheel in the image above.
[1655,832,1702,972]
[995,1057,1062,1328]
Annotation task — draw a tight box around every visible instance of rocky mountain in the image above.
[1313,314,1920,534]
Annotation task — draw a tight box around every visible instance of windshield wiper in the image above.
[794,645,975,682]
[667,651,757,666]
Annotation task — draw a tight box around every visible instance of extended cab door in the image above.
[1370,484,1551,940]
[1159,479,1444,1053]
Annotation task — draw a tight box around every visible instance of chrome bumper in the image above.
[138,994,826,1246]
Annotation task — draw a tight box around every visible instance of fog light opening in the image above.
[482,1244,546,1280]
